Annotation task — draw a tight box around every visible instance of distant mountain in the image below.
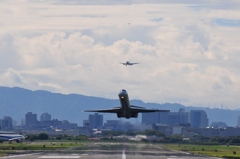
[0,86,239,126]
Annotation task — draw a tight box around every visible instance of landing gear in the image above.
[117,113,122,118]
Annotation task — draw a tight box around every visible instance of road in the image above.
[0,142,222,159]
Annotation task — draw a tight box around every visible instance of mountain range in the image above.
[0,86,239,127]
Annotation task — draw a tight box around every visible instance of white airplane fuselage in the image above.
[0,134,25,143]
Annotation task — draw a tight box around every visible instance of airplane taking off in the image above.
[83,89,170,119]
[120,61,139,66]
[0,132,25,143]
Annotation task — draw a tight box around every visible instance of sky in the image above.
[0,0,240,109]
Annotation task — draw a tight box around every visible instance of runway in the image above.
[0,153,222,159]
[0,142,222,159]
[0,152,222,159]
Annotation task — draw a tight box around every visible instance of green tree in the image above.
[169,135,182,143]
[27,134,38,141]
[75,135,88,141]
[38,133,49,140]
[142,129,165,137]
[56,135,63,140]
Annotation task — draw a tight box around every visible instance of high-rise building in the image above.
[40,113,51,121]
[237,116,240,127]
[168,113,180,126]
[88,113,103,129]
[25,112,38,127]
[178,108,189,124]
[189,110,208,128]
[142,112,158,125]
[158,112,169,125]
[142,109,188,126]
[0,116,13,130]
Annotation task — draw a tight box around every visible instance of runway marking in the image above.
[171,150,190,154]
[168,158,189,159]
[0,153,40,158]
[122,150,126,159]
[38,156,81,158]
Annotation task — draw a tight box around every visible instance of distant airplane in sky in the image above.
[0,132,25,143]
[120,61,139,66]
[83,89,170,119]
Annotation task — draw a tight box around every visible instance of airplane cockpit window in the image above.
[122,89,126,92]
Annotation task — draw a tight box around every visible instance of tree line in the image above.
[26,133,88,141]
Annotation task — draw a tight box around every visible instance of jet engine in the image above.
[131,113,138,118]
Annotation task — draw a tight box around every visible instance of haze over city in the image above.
[0,0,240,109]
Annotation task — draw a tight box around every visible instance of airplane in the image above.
[83,89,170,119]
[120,61,139,66]
[0,132,25,143]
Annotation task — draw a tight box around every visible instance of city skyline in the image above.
[0,109,227,129]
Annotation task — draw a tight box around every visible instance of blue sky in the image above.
[215,19,240,27]
[0,0,240,109]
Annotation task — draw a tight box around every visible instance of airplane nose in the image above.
[120,89,127,94]
[119,89,128,97]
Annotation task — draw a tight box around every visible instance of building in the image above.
[153,124,172,136]
[89,113,103,129]
[0,116,13,130]
[183,127,240,138]
[142,112,158,125]
[178,108,189,124]
[189,110,208,128]
[210,122,227,128]
[103,120,119,130]
[25,112,38,128]
[168,113,180,126]
[142,108,188,126]
[40,113,51,121]
[83,120,89,127]
[158,112,169,125]
[142,111,170,125]
[172,126,184,135]
[237,116,240,127]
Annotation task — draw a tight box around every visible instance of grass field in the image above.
[165,144,240,158]
[0,141,85,156]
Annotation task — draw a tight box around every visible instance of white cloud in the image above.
[0,1,240,109]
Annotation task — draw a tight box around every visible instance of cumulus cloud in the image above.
[0,1,240,108]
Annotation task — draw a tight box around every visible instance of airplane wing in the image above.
[9,138,23,141]
[9,138,18,141]
[131,63,139,65]
[130,105,170,113]
[83,106,122,113]
[119,63,126,65]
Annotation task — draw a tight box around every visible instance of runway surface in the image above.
[0,142,222,159]
[0,153,222,159]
